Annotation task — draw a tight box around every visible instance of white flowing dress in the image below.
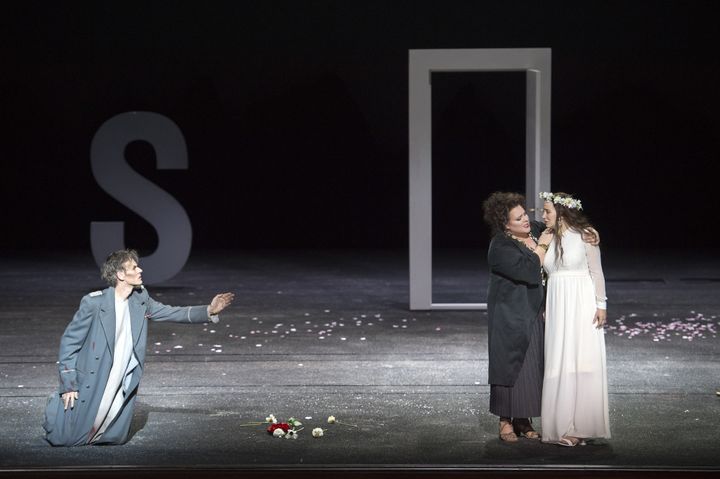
[541,229,610,442]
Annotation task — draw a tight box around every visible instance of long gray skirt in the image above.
[489,312,544,418]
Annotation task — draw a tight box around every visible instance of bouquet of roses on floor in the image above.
[265,414,304,439]
[240,413,355,439]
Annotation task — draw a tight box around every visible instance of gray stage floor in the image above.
[0,249,719,474]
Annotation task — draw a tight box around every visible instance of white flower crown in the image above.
[539,192,583,210]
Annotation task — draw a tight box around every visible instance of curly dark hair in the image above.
[100,249,139,286]
[482,192,526,235]
[545,192,593,263]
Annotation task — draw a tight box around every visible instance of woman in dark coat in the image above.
[483,192,552,442]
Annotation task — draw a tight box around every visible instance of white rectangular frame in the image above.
[409,48,551,310]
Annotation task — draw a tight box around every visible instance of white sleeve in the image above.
[585,242,607,310]
[206,306,220,324]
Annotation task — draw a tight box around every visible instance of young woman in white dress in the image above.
[539,192,610,447]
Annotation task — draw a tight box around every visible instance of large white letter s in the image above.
[90,111,192,284]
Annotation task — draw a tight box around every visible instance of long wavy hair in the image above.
[546,192,593,264]
[482,191,526,235]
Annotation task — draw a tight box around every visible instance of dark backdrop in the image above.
[2,0,718,252]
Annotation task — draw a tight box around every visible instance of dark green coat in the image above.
[486,221,545,386]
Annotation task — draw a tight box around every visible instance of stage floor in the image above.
[1,249,719,474]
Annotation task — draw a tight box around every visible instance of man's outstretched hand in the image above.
[209,292,235,315]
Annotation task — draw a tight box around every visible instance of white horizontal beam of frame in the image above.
[409,48,551,311]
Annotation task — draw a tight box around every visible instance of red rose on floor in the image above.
[267,423,290,434]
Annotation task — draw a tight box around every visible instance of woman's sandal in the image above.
[512,418,541,440]
[499,419,518,442]
[557,435,585,447]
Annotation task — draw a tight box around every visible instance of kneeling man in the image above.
[44,249,234,446]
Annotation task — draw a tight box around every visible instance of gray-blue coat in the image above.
[43,286,212,446]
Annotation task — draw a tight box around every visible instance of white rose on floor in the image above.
[312,428,324,438]
[273,428,285,438]
[327,416,336,424]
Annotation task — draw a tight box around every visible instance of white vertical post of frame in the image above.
[526,69,552,216]
[409,48,551,311]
